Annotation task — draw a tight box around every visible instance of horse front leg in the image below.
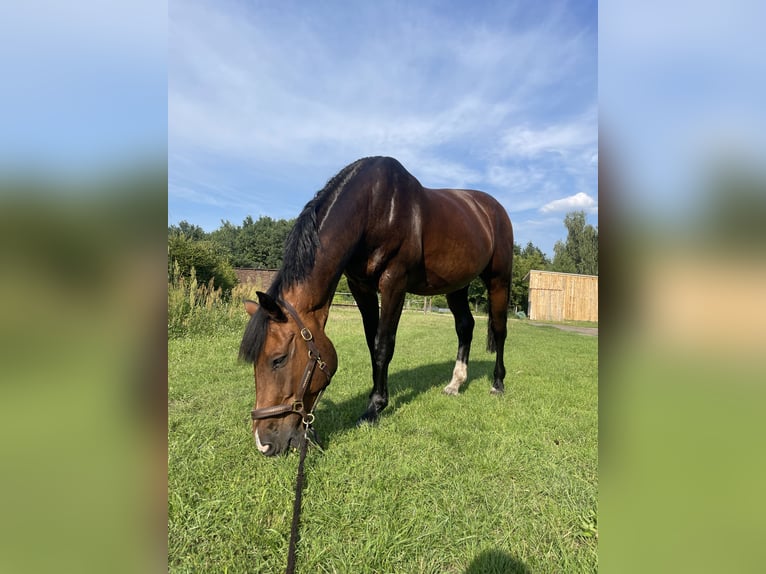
[347,276,380,365]
[358,277,407,425]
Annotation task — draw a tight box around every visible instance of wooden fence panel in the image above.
[527,271,598,322]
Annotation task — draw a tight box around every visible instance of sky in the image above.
[1,1,167,173]
[169,0,598,257]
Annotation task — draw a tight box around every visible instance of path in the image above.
[528,321,598,337]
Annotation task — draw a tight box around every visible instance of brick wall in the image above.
[233,268,279,291]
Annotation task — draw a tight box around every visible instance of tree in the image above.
[168,234,237,292]
[168,220,206,240]
[552,211,598,275]
[236,216,294,268]
[208,220,244,265]
[467,276,488,313]
[511,242,551,311]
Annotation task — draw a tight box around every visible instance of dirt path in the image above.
[528,321,598,336]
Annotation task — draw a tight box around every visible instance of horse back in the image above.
[342,158,513,293]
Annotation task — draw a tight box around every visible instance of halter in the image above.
[248,298,331,574]
[250,298,331,426]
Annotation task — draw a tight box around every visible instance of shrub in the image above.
[168,261,265,338]
[168,234,237,292]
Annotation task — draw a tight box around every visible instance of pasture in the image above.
[169,307,597,573]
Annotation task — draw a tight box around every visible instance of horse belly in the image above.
[412,232,492,294]
[410,263,486,295]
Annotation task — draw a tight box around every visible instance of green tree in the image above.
[511,242,551,312]
[236,216,294,268]
[168,234,237,292]
[208,219,244,265]
[168,220,206,240]
[467,276,488,313]
[552,211,598,275]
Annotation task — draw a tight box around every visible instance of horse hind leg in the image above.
[485,275,510,395]
[443,287,475,396]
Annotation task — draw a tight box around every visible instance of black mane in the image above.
[238,157,375,363]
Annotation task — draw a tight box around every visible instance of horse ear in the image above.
[243,299,259,317]
[256,291,287,322]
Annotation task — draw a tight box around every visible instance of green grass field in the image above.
[169,307,597,573]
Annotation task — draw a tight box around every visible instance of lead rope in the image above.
[284,423,309,574]
[284,388,324,574]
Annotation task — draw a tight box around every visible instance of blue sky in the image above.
[1,1,167,173]
[169,0,598,257]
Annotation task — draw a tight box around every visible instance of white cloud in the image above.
[540,192,597,213]
[406,154,483,189]
[168,1,597,255]
[169,1,592,165]
[485,165,549,192]
[500,110,597,159]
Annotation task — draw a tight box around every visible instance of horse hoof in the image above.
[442,385,459,396]
[489,387,504,395]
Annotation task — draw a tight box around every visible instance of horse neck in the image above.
[283,272,338,328]
[284,213,364,322]
[282,170,372,324]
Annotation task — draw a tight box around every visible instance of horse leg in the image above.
[347,277,379,363]
[485,275,510,394]
[443,286,475,396]
[358,274,407,425]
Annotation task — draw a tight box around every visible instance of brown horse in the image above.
[239,156,513,455]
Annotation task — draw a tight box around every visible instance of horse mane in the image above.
[238,157,376,363]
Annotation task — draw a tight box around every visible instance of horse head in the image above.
[242,292,337,456]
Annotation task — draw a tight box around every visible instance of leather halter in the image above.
[250,298,331,425]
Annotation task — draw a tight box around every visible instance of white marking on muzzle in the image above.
[255,429,270,453]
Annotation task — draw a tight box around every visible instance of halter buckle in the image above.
[291,400,304,413]
[300,327,313,341]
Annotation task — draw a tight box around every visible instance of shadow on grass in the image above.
[313,358,496,450]
[465,548,532,574]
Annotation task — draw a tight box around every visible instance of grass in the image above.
[169,307,597,573]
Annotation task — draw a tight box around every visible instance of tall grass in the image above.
[168,261,262,338]
[169,267,460,339]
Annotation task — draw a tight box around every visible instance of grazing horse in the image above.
[239,156,513,455]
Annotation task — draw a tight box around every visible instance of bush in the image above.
[431,294,448,309]
[168,262,260,338]
[168,234,237,292]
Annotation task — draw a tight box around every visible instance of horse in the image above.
[239,156,514,456]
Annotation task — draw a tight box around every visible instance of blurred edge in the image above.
[599,0,766,565]
[600,138,766,573]
[0,1,168,572]
[0,165,168,574]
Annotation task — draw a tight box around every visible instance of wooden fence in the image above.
[525,270,598,322]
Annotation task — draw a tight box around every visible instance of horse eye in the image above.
[271,354,288,370]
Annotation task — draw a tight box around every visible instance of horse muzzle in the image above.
[254,425,302,456]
